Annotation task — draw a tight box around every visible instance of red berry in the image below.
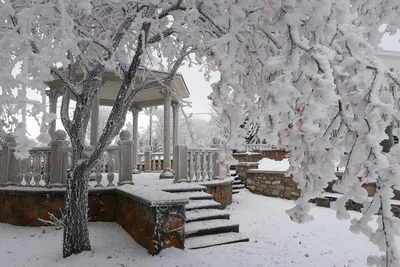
[358,177,362,182]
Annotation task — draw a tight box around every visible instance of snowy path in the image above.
[0,190,389,267]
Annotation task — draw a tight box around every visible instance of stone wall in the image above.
[244,170,300,200]
[116,192,185,255]
[202,179,233,208]
[0,187,187,255]
[233,153,262,163]
[0,189,117,226]
[233,150,287,163]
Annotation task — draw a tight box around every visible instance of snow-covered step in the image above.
[185,232,249,249]
[162,183,206,193]
[185,219,239,238]
[186,199,221,211]
[175,191,213,200]
[232,190,240,194]
[233,179,242,185]
[186,209,230,222]
[233,184,245,190]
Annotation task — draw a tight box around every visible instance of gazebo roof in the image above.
[45,68,190,108]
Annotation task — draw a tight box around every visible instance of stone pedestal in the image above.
[118,130,133,185]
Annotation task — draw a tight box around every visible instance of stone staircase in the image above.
[232,176,246,194]
[163,186,249,249]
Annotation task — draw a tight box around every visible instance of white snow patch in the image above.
[258,158,290,171]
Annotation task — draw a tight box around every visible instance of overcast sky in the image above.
[24,30,400,140]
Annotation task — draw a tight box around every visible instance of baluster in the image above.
[23,154,33,186]
[95,155,103,187]
[107,151,115,186]
[41,151,50,186]
[188,151,194,182]
[16,158,22,186]
[20,158,30,186]
[157,155,161,171]
[195,151,201,182]
[152,154,156,171]
[207,151,214,181]
[138,155,143,172]
[201,151,207,181]
[32,151,41,186]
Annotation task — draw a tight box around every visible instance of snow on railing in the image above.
[187,148,218,182]
[242,143,280,152]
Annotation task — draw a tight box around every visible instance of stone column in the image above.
[6,141,17,186]
[49,130,69,187]
[90,93,100,146]
[0,134,16,186]
[160,91,174,179]
[118,130,134,185]
[131,107,140,174]
[173,145,188,183]
[172,101,179,173]
[47,91,60,141]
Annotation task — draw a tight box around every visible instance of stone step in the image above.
[162,183,206,193]
[174,191,213,200]
[185,232,249,249]
[233,184,245,190]
[186,209,230,222]
[233,180,242,185]
[232,190,240,194]
[185,219,239,238]
[186,199,221,211]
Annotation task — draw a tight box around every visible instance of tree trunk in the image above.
[381,123,394,153]
[63,166,91,257]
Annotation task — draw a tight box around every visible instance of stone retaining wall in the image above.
[243,170,300,200]
[202,179,233,208]
[233,150,287,163]
[0,187,187,255]
[116,191,185,255]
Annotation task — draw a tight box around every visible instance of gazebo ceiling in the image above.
[44,68,190,108]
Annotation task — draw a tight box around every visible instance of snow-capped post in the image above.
[173,145,188,183]
[5,134,17,186]
[0,134,17,186]
[131,107,140,174]
[144,146,151,172]
[118,130,133,185]
[0,138,9,187]
[46,91,60,141]
[49,130,68,187]
[210,136,226,180]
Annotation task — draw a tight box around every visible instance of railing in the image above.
[242,143,280,152]
[0,130,229,187]
[187,149,218,182]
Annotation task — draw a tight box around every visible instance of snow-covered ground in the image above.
[0,190,387,267]
[257,158,346,172]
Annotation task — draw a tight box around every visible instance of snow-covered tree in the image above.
[1,0,195,257]
[2,0,400,265]
[199,2,400,266]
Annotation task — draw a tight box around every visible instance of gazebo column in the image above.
[131,106,140,174]
[47,91,60,141]
[90,93,100,146]
[160,91,174,179]
[172,101,179,173]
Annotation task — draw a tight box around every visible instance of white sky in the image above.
[23,30,400,140]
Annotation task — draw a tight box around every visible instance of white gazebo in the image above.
[44,68,190,179]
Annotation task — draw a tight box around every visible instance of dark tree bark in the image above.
[62,164,91,257]
[381,123,395,153]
